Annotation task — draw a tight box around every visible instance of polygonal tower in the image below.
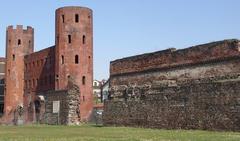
[4,25,34,121]
[55,7,93,121]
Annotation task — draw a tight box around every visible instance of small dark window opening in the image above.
[56,75,59,80]
[75,55,79,64]
[83,96,85,102]
[62,15,65,23]
[12,54,15,61]
[82,35,86,44]
[28,40,31,48]
[61,55,64,64]
[8,69,10,75]
[82,76,86,85]
[18,39,21,45]
[36,79,39,86]
[68,35,71,44]
[75,14,79,23]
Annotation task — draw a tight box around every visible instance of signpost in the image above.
[53,101,60,124]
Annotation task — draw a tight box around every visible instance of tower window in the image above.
[62,15,65,23]
[82,35,86,44]
[36,79,39,86]
[12,54,15,61]
[75,55,79,64]
[18,39,21,45]
[82,76,86,85]
[61,55,64,64]
[83,96,85,102]
[75,14,79,23]
[29,40,31,48]
[68,35,71,44]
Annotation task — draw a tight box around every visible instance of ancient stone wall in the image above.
[41,81,81,125]
[104,76,240,131]
[105,40,240,131]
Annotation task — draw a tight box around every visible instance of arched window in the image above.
[82,76,86,85]
[75,14,79,23]
[62,15,65,23]
[61,55,64,64]
[36,79,39,86]
[82,35,86,44]
[68,35,71,44]
[12,54,15,61]
[75,55,79,64]
[18,39,21,45]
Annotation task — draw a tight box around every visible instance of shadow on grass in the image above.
[89,124,104,128]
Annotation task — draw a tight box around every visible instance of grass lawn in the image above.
[0,124,239,141]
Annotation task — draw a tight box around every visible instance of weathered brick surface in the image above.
[105,40,240,131]
[111,40,240,76]
[4,26,34,123]
[2,6,93,124]
[104,76,240,131]
[43,80,81,125]
[55,7,93,121]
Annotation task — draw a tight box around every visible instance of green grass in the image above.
[0,124,239,141]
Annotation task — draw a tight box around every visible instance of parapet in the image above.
[110,39,240,76]
[7,25,33,33]
[56,6,92,12]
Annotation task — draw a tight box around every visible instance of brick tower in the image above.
[55,7,93,121]
[4,25,34,122]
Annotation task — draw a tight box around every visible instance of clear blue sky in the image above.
[0,0,240,80]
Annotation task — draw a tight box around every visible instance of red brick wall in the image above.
[55,7,93,121]
[110,40,240,76]
[23,47,55,122]
[4,25,34,122]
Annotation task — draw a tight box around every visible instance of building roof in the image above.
[0,57,6,62]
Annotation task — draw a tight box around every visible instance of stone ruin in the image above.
[103,39,240,131]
